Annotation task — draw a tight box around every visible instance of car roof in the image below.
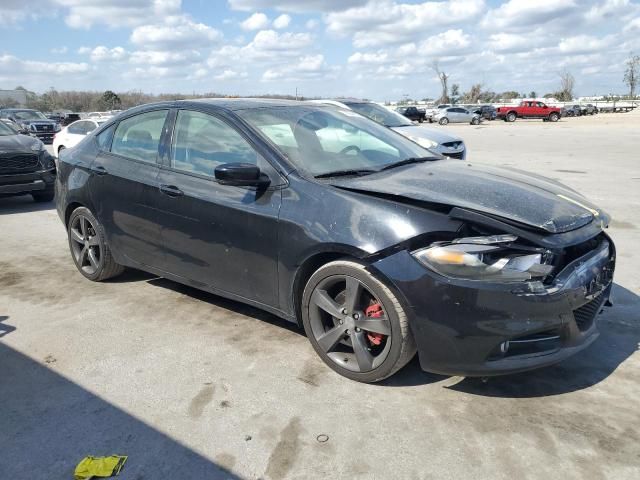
[188,97,309,111]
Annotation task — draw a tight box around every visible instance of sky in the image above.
[1,0,639,101]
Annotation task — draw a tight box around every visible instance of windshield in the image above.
[0,121,17,136]
[238,105,436,177]
[11,110,47,120]
[344,102,413,128]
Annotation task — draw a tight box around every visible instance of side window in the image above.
[96,124,115,150]
[170,110,257,177]
[68,121,89,135]
[111,110,168,163]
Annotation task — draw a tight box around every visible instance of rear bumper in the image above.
[372,235,615,377]
[0,169,56,196]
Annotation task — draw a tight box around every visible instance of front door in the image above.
[89,109,170,268]
[154,109,283,306]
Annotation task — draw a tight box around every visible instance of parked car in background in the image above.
[0,108,61,143]
[0,119,56,202]
[564,105,583,117]
[425,104,451,122]
[87,112,113,120]
[311,99,466,159]
[581,104,598,115]
[56,98,615,382]
[53,118,109,156]
[433,107,481,125]
[468,105,497,120]
[496,101,562,122]
[1,118,31,135]
[47,112,81,126]
[395,106,426,123]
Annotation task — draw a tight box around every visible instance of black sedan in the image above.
[0,120,57,202]
[55,99,615,382]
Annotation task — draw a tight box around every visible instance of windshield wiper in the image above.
[379,156,438,172]
[314,169,377,179]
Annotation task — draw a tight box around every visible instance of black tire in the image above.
[32,189,54,203]
[67,206,124,281]
[506,112,517,122]
[471,117,480,125]
[418,118,423,123]
[438,117,449,125]
[548,112,559,122]
[302,260,416,383]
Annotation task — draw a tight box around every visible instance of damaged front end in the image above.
[368,205,615,377]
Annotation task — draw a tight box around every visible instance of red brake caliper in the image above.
[365,303,385,346]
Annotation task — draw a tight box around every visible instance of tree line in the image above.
[0,87,306,112]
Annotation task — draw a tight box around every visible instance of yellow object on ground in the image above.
[74,455,127,479]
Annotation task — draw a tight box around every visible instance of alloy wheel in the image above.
[69,214,102,275]
[308,275,392,373]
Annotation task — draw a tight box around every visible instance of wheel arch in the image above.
[64,202,85,227]
[291,248,369,327]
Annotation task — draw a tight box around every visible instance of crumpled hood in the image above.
[328,159,608,234]
[0,133,40,153]
[391,125,462,145]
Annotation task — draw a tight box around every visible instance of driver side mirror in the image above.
[214,163,271,187]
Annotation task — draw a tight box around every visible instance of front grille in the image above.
[0,154,40,174]
[33,124,53,132]
[445,151,464,159]
[573,292,607,332]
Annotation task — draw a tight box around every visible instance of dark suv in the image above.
[0,120,56,202]
[0,108,61,144]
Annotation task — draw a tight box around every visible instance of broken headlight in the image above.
[412,235,553,282]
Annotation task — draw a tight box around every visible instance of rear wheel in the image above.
[438,117,449,125]
[67,207,124,281]
[302,260,416,383]
[548,112,559,122]
[506,112,517,122]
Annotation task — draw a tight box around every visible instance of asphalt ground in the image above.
[1,112,639,479]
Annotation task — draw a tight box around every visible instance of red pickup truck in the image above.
[496,101,562,122]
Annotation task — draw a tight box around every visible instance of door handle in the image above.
[159,184,184,197]
[91,165,108,176]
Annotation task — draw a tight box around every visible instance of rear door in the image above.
[154,108,283,305]
[89,109,171,268]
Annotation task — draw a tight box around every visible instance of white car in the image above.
[53,118,108,156]
[310,99,467,159]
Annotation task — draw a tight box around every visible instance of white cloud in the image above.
[130,17,222,49]
[0,0,51,25]
[272,13,291,29]
[262,54,334,81]
[228,0,367,12]
[305,19,318,29]
[89,46,128,62]
[483,0,579,31]
[0,54,90,77]
[129,49,201,66]
[240,12,269,30]
[326,0,486,48]
[54,0,181,28]
[215,70,248,80]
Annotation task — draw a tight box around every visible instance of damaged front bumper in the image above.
[371,235,615,377]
